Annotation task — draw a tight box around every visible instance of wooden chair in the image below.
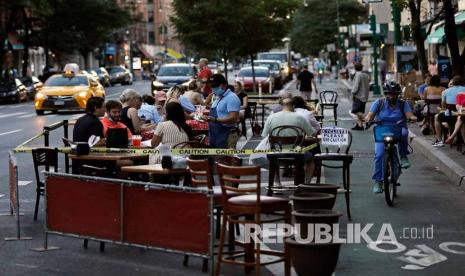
[267,126,306,195]
[314,127,353,220]
[215,163,291,276]
[32,148,58,221]
[424,98,442,135]
[319,90,338,125]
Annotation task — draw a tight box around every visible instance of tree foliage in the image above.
[171,0,298,80]
[290,0,366,55]
[46,0,130,59]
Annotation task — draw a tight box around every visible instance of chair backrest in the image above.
[106,128,128,148]
[187,158,214,189]
[216,163,261,204]
[320,90,338,104]
[425,98,442,115]
[268,125,304,150]
[319,127,353,154]
[32,148,58,184]
[447,103,457,112]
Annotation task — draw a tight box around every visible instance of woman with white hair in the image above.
[166,85,196,114]
[120,89,155,135]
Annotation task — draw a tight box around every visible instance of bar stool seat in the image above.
[229,194,289,206]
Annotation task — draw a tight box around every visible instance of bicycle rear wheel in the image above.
[383,152,395,207]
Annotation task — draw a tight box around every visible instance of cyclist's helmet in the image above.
[383,81,402,94]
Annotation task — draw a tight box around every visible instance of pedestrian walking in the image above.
[351,63,370,130]
[296,65,318,100]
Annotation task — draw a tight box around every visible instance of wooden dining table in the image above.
[69,153,149,175]
[121,164,191,185]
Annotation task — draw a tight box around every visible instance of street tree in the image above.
[45,0,130,67]
[290,0,366,56]
[399,0,443,75]
[171,0,297,90]
[442,0,465,76]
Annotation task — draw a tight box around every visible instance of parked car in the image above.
[234,66,274,93]
[253,60,284,89]
[0,78,28,103]
[90,67,111,87]
[34,70,105,115]
[107,66,133,86]
[207,62,219,74]
[257,52,292,81]
[20,76,43,99]
[151,63,196,93]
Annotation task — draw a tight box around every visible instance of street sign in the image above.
[321,127,349,146]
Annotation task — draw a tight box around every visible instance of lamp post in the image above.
[369,14,381,95]
[391,0,402,46]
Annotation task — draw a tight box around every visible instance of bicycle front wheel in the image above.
[383,151,395,207]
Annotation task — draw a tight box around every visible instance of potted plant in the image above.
[289,192,336,211]
[293,209,342,239]
[296,184,340,196]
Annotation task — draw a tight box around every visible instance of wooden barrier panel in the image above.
[123,187,210,254]
[45,173,212,258]
[46,176,121,241]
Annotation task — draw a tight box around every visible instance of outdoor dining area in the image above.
[9,89,350,276]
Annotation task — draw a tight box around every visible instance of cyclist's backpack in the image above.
[375,98,406,119]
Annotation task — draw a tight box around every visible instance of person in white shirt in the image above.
[292,96,321,132]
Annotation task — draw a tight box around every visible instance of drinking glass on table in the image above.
[458,105,463,113]
[132,135,142,147]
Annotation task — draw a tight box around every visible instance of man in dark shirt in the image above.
[296,65,318,100]
[73,97,106,143]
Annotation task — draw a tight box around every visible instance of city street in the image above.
[1,78,465,275]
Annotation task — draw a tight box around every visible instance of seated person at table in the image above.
[183,80,204,105]
[273,90,293,113]
[420,75,443,127]
[100,100,134,167]
[138,94,163,124]
[151,102,194,149]
[120,89,156,135]
[73,96,106,146]
[100,100,133,139]
[262,98,316,184]
[293,96,321,132]
[154,90,167,117]
[445,92,465,145]
[166,85,196,114]
[417,74,431,98]
[433,76,465,147]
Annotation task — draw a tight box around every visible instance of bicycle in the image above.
[373,120,405,207]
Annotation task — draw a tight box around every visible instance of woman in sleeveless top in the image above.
[120,89,155,135]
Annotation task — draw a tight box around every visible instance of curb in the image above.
[411,135,465,185]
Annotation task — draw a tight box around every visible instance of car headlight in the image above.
[153,81,164,87]
[76,91,89,98]
[35,92,47,100]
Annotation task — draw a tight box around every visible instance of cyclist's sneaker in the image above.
[372,181,383,193]
[400,157,411,169]
[432,141,444,147]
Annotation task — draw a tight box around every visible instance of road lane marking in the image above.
[18,114,35,118]
[18,181,32,186]
[0,112,26,118]
[0,129,22,136]
[0,194,4,198]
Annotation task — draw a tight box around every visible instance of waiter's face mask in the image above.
[212,86,225,96]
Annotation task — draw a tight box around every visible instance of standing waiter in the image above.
[206,74,241,149]
[296,65,318,100]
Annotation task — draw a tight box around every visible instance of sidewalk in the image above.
[340,79,465,186]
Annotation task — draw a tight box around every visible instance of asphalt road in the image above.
[1,78,465,275]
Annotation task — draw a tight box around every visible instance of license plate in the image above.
[54,100,65,106]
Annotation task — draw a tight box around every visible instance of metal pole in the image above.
[391,0,402,46]
[370,14,381,95]
[336,0,341,72]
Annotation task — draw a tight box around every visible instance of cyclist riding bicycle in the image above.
[365,81,417,193]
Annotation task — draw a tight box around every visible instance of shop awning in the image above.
[166,48,184,59]
[427,11,465,44]
[137,44,154,60]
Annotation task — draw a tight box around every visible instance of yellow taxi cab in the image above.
[34,67,105,115]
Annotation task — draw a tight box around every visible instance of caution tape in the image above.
[13,143,318,156]
[15,131,46,149]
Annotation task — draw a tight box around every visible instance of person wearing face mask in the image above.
[365,81,417,193]
[100,100,133,139]
[206,74,241,148]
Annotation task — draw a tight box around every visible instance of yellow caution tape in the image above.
[13,143,319,156]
